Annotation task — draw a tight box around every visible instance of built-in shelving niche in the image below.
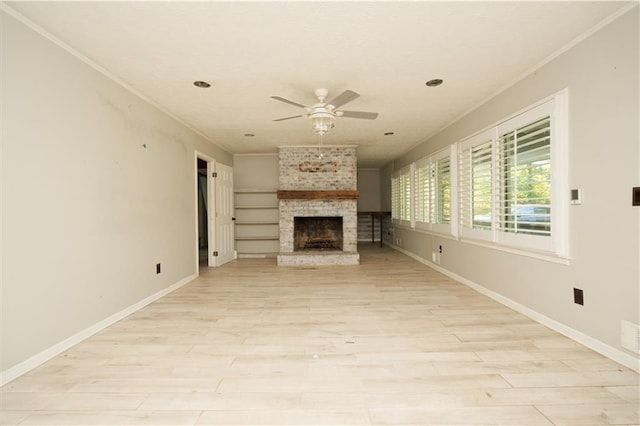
[234,189,279,258]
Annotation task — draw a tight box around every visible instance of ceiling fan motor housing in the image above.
[314,88,329,103]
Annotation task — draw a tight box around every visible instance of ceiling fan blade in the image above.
[326,90,360,109]
[339,110,379,120]
[273,114,304,122]
[271,96,309,108]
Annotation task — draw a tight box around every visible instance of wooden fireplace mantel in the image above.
[277,190,359,200]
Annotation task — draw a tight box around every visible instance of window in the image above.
[401,167,412,222]
[413,147,453,235]
[392,90,567,257]
[415,160,433,224]
[497,116,551,237]
[391,173,400,220]
[391,166,412,225]
[436,155,451,225]
[458,91,568,255]
[459,130,494,240]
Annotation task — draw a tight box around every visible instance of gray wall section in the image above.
[1,11,231,372]
[357,169,381,212]
[385,8,639,361]
[233,153,382,209]
[380,162,393,212]
[233,154,279,190]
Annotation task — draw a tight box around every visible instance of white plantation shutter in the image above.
[459,130,493,239]
[412,147,454,235]
[401,169,411,221]
[497,116,551,237]
[436,156,451,225]
[415,160,433,225]
[391,173,400,220]
[392,166,412,225]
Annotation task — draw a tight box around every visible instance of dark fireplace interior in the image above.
[294,216,343,251]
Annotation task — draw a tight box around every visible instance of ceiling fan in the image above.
[271,88,378,135]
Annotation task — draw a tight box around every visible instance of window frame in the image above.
[413,146,455,236]
[457,90,569,257]
[414,157,433,230]
[458,128,496,242]
[391,165,413,228]
[390,89,568,259]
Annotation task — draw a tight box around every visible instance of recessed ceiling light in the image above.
[384,132,395,136]
[425,79,443,87]
[193,80,211,88]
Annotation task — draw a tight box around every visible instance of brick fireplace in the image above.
[277,145,359,266]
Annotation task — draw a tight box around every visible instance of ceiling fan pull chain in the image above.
[318,133,324,159]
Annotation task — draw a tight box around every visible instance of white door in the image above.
[213,162,235,266]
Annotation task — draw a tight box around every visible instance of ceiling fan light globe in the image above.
[310,113,334,135]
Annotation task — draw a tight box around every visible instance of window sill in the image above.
[392,223,571,265]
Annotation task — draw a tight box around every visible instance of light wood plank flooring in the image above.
[2,244,638,425]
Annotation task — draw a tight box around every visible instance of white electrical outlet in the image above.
[621,320,640,354]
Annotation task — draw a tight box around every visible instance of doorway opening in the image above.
[196,153,216,272]
[197,158,208,265]
[195,153,235,272]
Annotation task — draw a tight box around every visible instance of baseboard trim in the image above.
[0,273,197,386]
[391,244,640,373]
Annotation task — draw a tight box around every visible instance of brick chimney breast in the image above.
[277,146,360,266]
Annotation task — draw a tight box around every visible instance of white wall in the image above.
[386,8,639,368]
[1,11,232,375]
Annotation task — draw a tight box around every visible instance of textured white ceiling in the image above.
[4,1,631,167]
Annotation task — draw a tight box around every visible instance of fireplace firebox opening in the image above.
[294,216,343,251]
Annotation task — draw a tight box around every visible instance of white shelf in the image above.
[235,236,279,241]
[234,188,277,193]
[235,221,279,225]
[234,189,279,255]
[235,206,278,210]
